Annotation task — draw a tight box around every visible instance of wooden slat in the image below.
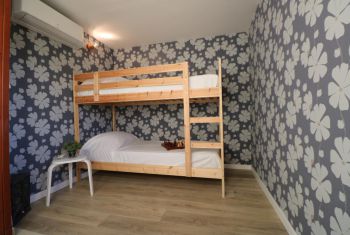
[89,162,187,177]
[74,62,187,81]
[190,97,219,104]
[73,79,81,182]
[78,77,183,91]
[190,117,220,124]
[115,99,184,106]
[182,63,192,177]
[93,72,99,101]
[218,58,225,198]
[73,80,80,143]
[74,73,94,81]
[191,141,222,149]
[191,168,222,179]
[79,161,222,179]
[75,96,95,104]
[190,88,220,98]
[113,98,218,107]
[75,88,221,105]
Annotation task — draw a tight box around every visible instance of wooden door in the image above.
[0,0,12,234]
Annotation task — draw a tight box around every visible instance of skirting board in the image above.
[224,163,252,170]
[30,172,88,203]
[14,228,44,235]
[252,169,297,235]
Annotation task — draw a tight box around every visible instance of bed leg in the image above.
[221,177,225,198]
[76,162,81,182]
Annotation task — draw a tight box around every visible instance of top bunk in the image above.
[73,60,222,105]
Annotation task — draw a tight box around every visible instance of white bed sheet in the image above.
[77,74,218,97]
[86,140,221,169]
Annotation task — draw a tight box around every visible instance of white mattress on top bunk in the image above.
[79,132,221,169]
[77,74,218,97]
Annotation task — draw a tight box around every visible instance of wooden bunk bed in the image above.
[73,59,225,197]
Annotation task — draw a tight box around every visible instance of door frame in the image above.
[0,0,12,234]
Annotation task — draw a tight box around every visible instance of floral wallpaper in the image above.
[114,33,251,164]
[250,0,350,234]
[9,23,113,194]
[10,23,251,195]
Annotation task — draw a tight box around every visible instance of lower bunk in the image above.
[76,132,224,194]
[78,162,222,179]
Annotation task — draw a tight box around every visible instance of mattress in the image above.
[87,140,221,169]
[77,74,218,97]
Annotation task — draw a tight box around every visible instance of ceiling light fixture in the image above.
[93,31,116,40]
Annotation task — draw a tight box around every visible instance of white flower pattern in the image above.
[250,0,350,234]
[10,23,250,195]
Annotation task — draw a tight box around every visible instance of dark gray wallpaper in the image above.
[10,23,251,195]
[9,23,113,194]
[250,0,350,234]
[114,33,251,164]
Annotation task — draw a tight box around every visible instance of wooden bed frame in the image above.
[73,59,225,197]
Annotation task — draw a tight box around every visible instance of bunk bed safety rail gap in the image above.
[78,77,183,92]
[74,62,188,81]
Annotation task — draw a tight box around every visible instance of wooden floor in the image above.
[16,170,287,235]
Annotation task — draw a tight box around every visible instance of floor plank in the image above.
[16,169,287,235]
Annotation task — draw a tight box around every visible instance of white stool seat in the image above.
[51,155,87,164]
[46,155,94,207]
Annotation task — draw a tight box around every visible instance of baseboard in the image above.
[30,172,88,203]
[252,168,297,235]
[14,228,44,235]
[224,163,252,170]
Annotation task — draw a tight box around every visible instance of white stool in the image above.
[46,155,93,207]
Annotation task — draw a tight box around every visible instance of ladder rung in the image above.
[190,117,220,124]
[191,141,222,149]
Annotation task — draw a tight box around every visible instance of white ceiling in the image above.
[41,0,259,49]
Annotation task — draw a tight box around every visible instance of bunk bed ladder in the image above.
[218,58,225,198]
[186,58,225,198]
[183,63,192,178]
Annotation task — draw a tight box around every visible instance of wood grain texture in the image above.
[218,58,225,198]
[191,141,222,149]
[190,116,220,123]
[182,63,191,177]
[93,72,99,101]
[79,161,222,179]
[16,170,287,235]
[74,88,220,105]
[74,62,187,81]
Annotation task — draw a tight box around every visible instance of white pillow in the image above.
[80,132,138,159]
[81,76,127,85]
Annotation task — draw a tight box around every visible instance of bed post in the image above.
[218,58,225,198]
[112,104,116,131]
[182,62,192,177]
[73,78,81,182]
